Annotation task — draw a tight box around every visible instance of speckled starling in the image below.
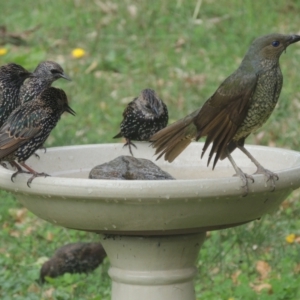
[39,242,107,284]
[114,88,168,155]
[19,60,71,104]
[151,33,300,195]
[0,87,75,186]
[0,63,32,127]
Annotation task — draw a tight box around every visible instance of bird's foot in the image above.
[254,166,279,191]
[27,172,50,187]
[11,170,31,182]
[233,167,254,196]
[1,162,8,169]
[124,139,137,156]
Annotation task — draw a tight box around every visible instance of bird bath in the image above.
[0,142,300,300]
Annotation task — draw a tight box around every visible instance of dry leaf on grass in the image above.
[256,260,271,280]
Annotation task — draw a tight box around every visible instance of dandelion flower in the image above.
[285,233,296,244]
[72,48,85,58]
[0,48,8,56]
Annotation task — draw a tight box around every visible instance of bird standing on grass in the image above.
[19,60,71,104]
[114,88,168,155]
[0,63,32,127]
[39,242,107,284]
[0,87,75,187]
[151,33,300,195]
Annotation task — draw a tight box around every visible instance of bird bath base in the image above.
[0,143,300,300]
[101,233,206,300]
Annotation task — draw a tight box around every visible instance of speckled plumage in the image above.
[114,88,168,155]
[0,63,32,127]
[19,61,70,104]
[151,34,300,195]
[39,242,106,284]
[0,87,75,186]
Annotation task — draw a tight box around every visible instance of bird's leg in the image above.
[123,138,137,156]
[237,146,279,191]
[10,161,31,182]
[226,149,254,196]
[19,162,50,187]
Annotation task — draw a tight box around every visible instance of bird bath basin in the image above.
[0,142,300,300]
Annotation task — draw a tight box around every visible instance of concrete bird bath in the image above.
[0,142,300,300]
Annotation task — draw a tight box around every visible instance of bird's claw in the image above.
[254,167,279,192]
[27,172,50,187]
[34,152,40,159]
[123,139,137,156]
[11,170,31,182]
[233,168,254,196]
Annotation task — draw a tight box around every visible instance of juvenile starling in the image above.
[113,88,168,155]
[19,61,71,104]
[0,87,75,186]
[0,63,32,127]
[39,242,107,284]
[151,33,300,195]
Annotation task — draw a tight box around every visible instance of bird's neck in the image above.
[241,55,280,74]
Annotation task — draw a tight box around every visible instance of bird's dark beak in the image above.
[65,105,76,116]
[152,105,160,116]
[288,35,300,45]
[60,73,72,81]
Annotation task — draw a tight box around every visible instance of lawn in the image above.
[0,1,300,299]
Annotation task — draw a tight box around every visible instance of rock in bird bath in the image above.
[89,155,174,180]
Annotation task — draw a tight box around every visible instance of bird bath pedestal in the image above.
[0,143,300,300]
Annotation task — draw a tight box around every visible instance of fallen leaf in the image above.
[231,270,241,285]
[250,282,273,294]
[256,260,271,280]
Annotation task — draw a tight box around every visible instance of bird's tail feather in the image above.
[150,109,199,162]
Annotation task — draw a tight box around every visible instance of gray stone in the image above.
[89,156,174,180]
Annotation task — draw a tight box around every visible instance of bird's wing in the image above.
[194,71,258,168]
[0,107,45,158]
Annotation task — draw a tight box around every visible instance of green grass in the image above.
[1,0,300,299]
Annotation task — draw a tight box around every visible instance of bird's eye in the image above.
[51,69,60,74]
[272,41,280,47]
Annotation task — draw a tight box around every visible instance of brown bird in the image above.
[113,88,168,156]
[39,242,107,284]
[0,87,75,186]
[151,33,300,195]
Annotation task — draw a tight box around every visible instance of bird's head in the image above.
[39,87,76,116]
[0,63,32,83]
[246,33,300,63]
[138,88,165,118]
[33,61,71,82]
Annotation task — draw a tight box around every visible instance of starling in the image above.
[19,61,71,156]
[0,87,75,186]
[19,60,71,104]
[39,242,107,284]
[113,88,168,155]
[151,33,300,195]
[0,63,32,127]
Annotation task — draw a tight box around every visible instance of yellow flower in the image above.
[285,233,296,244]
[228,298,235,300]
[71,48,85,58]
[0,48,8,56]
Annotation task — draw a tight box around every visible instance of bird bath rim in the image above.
[0,143,299,235]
